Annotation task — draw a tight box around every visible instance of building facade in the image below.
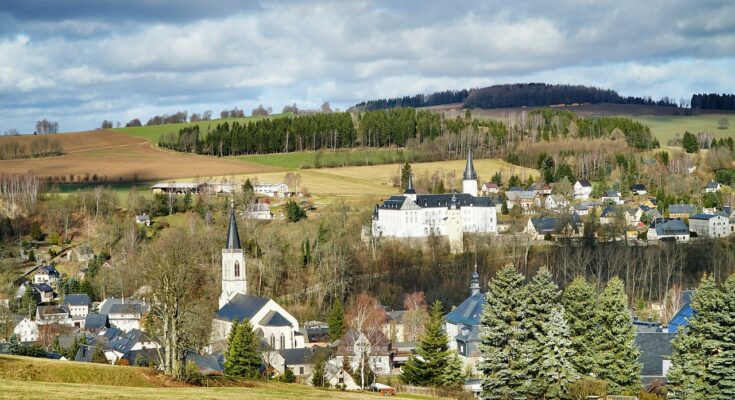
[689,214,730,238]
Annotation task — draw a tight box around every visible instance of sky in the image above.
[1,0,734,133]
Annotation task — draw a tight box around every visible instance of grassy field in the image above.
[630,114,732,143]
[113,114,289,143]
[238,148,422,170]
[0,355,433,400]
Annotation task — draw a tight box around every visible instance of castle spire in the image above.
[404,171,416,195]
[225,199,241,250]
[463,148,477,180]
[470,263,480,296]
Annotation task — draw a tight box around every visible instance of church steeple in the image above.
[404,171,416,195]
[225,200,241,250]
[463,148,477,180]
[470,263,480,296]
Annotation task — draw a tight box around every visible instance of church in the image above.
[371,150,497,252]
[445,265,484,367]
[209,202,305,353]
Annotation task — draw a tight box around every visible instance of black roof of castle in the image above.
[463,149,477,180]
[226,201,241,250]
[378,193,494,210]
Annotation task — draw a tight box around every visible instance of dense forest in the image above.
[352,83,679,111]
[159,108,657,166]
[690,93,735,110]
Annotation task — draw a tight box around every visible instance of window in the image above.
[280,333,286,349]
[270,334,275,348]
[234,261,240,278]
[299,367,304,375]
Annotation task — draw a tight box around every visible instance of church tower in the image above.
[404,171,417,202]
[462,148,478,197]
[220,200,247,309]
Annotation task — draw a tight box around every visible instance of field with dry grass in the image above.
[0,130,279,182]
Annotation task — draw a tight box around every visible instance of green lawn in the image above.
[630,114,732,143]
[50,181,154,205]
[236,148,422,170]
[113,114,290,143]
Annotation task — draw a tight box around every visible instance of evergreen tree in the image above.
[401,300,452,386]
[706,275,735,399]
[520,267,562,398]
[284,200,307,222]
[441,351,466,388]
[311,351,328,387]
[592,278,641,393]
[479,265,528,399]
[539,306,578,400]
[508,175,521,188]
[682,131,699,153]
[327,298,346,342]
[562,276,598,375]
[225,319,262,377]
[491,171,502,185]
[668,275,720,400]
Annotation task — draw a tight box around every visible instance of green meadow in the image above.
[630,114,733,143]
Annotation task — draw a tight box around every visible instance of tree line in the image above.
[690,93,735,111]
[0,136,64,160]
[352,83,679,111]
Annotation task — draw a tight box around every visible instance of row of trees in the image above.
[35,119,59,134]
[480,267,640,399]
[0,136,63,160]
[353,83,678,111]
[690,93,735,110]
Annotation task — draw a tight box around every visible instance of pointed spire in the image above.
[470,263,480,296]
[225,199,241,250]
[463,148,477,180]
[404,171,416,194]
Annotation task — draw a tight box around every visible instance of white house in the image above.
[648,219,690,242]
[210,203,304,353]
[245,202,273,220]
[134,214,151,226]
[62,294,91,318]
[573,180,593,200]
[33,283,55,303]
[631,184,647,195]
[480,182,499,195]
[253,182,290,197]
[99,298,147,332]
[307,359,360,390]
[333,330,392,375]
[705,181,721,193]
[689,214,730,238]
[601,190,623,205]
[371,150,497,251]
[34,265,60,285]
[505,190,539,212]
[544,194,569,210]
[36,305,73,326]
[13,318,39,342]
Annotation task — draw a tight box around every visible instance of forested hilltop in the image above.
[159,108,657,175]
[352,83,680,111]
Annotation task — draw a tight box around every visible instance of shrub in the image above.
[569,377,608,400]
[639,391,666,400]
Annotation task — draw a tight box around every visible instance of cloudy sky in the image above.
[1,0,734,133]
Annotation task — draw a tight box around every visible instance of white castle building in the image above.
[210,202,304,353]
[371,150,497,252]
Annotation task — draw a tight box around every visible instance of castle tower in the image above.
[219,200,247,309]
[462,148,478,197]
[447,193,464,254]
[404,171,417,202]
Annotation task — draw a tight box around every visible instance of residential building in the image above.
[529,182,552,195]
[99,298,148,332]
[505,190,539,212]
[525,216,579,241]
[253,182,290,197]
[151,181,205,194]
[668,204,697,219]
[36,305,72,326]
[34,265,60,285]
[480,182,499,195]
[371,150,497,252]
[636,332,677,383]
[333,330,392,375]
[445,266,483,367]
[62,294,91,318]
[33,283,55,303]
[544,194,569,210]
[630,183,647,195]
[264,347,329,377]
[573,179,593,200]
[381,310,406,343]
[689,214,730,238]
[134,214,151,226]
[84,314,110,334]
[648,219,690,242]
[13,318,38,342]
[306,359,359,390]
[209,203,305,353]
[244,202,273,220]
[601,190,623,205]
[704,180,721,193]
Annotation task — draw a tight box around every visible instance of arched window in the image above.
[234,261,240,278]
[270,334,275,348]
[280,333,286,349]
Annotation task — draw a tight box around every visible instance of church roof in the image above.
[259,310,292,327]
[226,202,241,250]
[445,292,485,326]
[463,149,477,180]
[216,293,270,322]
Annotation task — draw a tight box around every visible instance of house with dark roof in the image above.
[636,332,677,383]
[103,328,159,364]
[601,189,623,205]
[34,265,60,285]
[689,213,730,238]
[32,283,56,303]
[264,346,330,377]
[525,216,580,240]
[704,180,721,193]
[573,179,593,199]
[84,313,110,333]
[631,183,647,195]
[648,218,690,242]
[36,305,72,326]
[299,321,330,347]
[306,359,360,390]
[445,266,484,364]
[668,204,697,219]
[668,291,694,333]
[99,297,148,332]
[62,294,91,319]
[334,329,392,375]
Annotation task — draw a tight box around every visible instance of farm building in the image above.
[151,181,206,194]
[253,182,290,197]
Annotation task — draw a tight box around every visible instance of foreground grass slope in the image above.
[0,355,430,400]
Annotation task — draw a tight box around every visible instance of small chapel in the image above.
[209,202,305,353]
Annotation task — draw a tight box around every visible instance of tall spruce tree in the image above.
[328,298,346,342]
[441,351,466,388]
[706,275,735,399]
[592,278,641,393]
[400,163,412,191]
[224,319,262,377]
[479,265,528,399]
[539,306,578,400]
[520,267,564,398]
[400,300,452,386]
[562,276,598,375]
[668,274,721,400]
